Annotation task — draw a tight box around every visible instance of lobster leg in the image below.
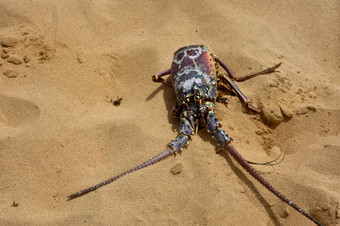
[214,56,281,112]
[234,62,282,82]
[205,104,323,226]
[217,71,260,112]
[152,69,172,87]
[214,56,281,82]
[214,56,237,80]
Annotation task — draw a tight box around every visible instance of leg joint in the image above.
[167,134,189,154]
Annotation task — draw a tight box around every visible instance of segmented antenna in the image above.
[225,143,323,226]
[247,144,285,166]
[68,149,173,200]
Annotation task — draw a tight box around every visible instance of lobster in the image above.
[68,45,323,226]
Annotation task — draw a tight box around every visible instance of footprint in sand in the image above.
[0,94,40,128]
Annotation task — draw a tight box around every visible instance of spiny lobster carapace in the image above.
[68,45,322,226]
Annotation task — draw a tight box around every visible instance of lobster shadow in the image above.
[197,115,281,225]
[197,129,281,225]
[217,149,281,226]
[146,81,180,132]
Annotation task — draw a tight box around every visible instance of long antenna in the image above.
[225,143,323,226]
[67,149,173,200]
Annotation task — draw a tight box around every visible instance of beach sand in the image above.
[0,1,339,225]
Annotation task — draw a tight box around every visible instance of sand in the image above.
[0,1,339,225]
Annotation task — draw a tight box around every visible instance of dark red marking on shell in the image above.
[177,52,184,61]
[195,50,215,78]
[187,49,198,56]
[169,45,217,103]
[170,45,215,85]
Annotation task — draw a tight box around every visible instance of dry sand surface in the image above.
[0,1,339,225]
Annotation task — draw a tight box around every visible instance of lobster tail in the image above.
[68,149,173,200]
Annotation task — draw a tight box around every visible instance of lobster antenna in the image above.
[67,149,173,200]
[224,143,323,226]
[246,144,285,166]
